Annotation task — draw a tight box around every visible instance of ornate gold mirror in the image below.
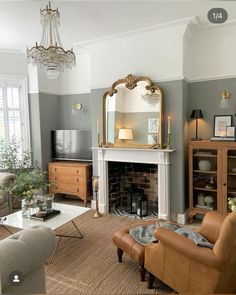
[102,74,163,148]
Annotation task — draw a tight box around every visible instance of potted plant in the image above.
[228,197,236,212]
[0,138,50,217]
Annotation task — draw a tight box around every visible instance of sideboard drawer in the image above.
[49,173,83,184]
[49,166,85,176]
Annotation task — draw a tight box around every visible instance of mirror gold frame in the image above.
[102,74,163,148]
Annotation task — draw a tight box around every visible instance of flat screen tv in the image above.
[51,130,92,161]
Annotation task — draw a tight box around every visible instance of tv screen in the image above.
[51,130,92,161]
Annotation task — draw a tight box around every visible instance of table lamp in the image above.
[118,128,134,141]
[190,109,203,141]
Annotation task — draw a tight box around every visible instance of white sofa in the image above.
[0,225,56,294]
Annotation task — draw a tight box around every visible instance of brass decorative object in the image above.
[166,134,171,150]
[102,74,163,149]
[92,176,102,218]
[220,90,231,108]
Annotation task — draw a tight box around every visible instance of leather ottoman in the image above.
[112,220,158,281]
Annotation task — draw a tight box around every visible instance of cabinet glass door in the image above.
[226,150,236,213]
[192,148,218,211]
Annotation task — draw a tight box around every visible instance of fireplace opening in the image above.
[108,161,158,218]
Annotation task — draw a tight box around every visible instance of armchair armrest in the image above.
[0,225,56,290]
[155,227,222,270]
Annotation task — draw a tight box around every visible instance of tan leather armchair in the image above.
[145,211,236,293]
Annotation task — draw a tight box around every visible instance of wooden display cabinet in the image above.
[189,141,236,222]
[48,161,92,207]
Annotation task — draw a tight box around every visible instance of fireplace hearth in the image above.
[108,162,158,217]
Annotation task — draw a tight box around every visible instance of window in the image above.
[0,77,30,154]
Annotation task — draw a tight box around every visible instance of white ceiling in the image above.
[0,1,236,52]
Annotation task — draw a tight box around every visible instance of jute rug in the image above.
[0,210,173,294]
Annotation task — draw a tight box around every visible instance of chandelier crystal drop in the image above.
[26,2,76,79]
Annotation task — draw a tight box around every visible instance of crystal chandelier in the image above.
[142,91,160,106]
[26,2,76,79]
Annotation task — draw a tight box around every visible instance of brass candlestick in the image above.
[166,133,171,150]
[97,133,102,147]
[92,176,102,218]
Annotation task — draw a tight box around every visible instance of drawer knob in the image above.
[77,179,79,183]
[77,170,79,174]
[77,188,79,192]
[54,168,57,172]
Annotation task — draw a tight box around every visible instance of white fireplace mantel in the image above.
[92,147,175,220]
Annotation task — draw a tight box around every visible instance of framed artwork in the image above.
[213,115,232,137]
[148,118,159,133]
[226,126,236,138]
[148,134,157,144]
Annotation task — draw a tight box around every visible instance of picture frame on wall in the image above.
[148,118,159,133]
[226,126,236,138]
[213,115,232,137]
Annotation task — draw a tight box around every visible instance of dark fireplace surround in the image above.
[108,161,158,216]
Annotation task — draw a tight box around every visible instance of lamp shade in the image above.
[190,109,203,119]
[118,128,134,140]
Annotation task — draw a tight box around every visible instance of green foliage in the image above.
[0,138,50,201]
[0,138,32,174]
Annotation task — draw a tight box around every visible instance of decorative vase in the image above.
[21,198,36,218]
[44,194,54,212]
[231,205,236,212]
[198,160,211,171]
[197,193,205,206]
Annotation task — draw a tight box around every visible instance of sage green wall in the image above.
[29,93,42,166]
[157,80,186,214]
[91,80,186,215]
[188,77,236,140]
[39,94,59,169]
[29,93,59,169]
[58,94,92,130]
[29,93,92,169]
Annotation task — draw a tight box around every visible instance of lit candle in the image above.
[168,116,171,135]
[220,130,226,137]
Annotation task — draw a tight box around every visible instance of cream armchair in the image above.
[0,172,16,216]
[145,211,236,294]
[0,225,56,294]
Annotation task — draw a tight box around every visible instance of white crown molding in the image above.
[184,74,236,83]
[28,90,91,96]
[184,16,202,41]
[184,18,236,40]
[74,17,195,47]
[91,76,185,90]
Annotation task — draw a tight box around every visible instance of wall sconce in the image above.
[72,102,82,116]
[220,90,231,108]
[118,128,134,141]
[190,109,203,141]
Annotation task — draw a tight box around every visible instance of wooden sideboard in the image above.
[48,161,92,207]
